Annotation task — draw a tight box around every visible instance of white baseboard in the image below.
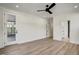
[17,37,47,44]
[70,40,79,44]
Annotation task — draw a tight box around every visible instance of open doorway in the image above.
[46,17,53,38]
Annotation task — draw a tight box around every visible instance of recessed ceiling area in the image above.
[0,3,79,17]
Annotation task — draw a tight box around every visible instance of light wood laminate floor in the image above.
[0,38,79,55]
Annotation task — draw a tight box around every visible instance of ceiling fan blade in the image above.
[37,10,45,12]
[48,3,56,9]
[47,10,52,14]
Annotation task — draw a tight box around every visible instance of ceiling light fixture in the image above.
[16,5,19,8]
[74,5,78,8]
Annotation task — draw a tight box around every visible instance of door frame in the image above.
[4,11,17,46]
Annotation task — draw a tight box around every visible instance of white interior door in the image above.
[0,8,4,48]
[4,12,17,46]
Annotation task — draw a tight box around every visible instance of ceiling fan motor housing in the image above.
[46,5,49,7]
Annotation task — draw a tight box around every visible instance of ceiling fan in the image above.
[37,3,56,14]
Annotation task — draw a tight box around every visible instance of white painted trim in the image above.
[17,36,47,44]
[70,40,79,44]
[3,10,17,46]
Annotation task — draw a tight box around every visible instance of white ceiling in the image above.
[0,3,79,18]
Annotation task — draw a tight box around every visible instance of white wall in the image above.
[53,12,79,44]
[16,12,47,43]
[69,13,79,44]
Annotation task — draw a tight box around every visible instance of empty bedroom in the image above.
[0,3,79,55]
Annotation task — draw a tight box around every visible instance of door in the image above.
[46,17,53,38]
[4,13,17,46]
[0,9,4,48]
